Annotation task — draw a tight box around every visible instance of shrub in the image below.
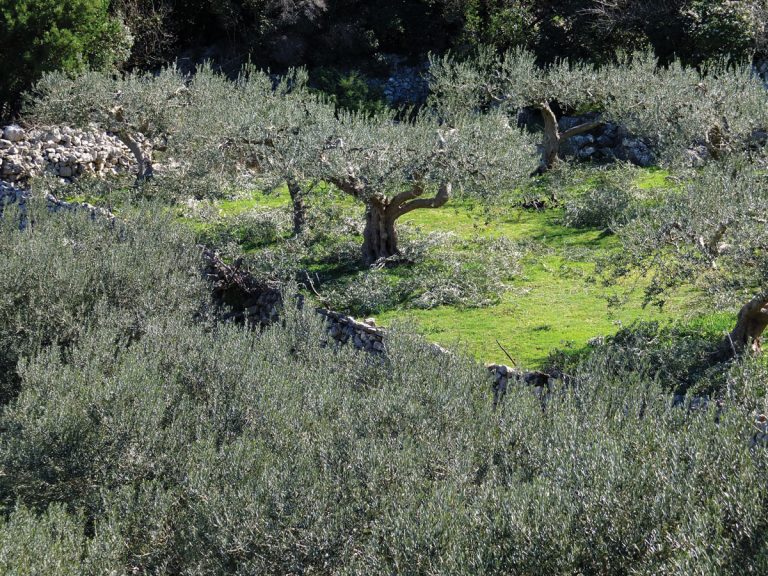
[1,302,768,573]
[562,166,640,229]
[550,319,733,395]
[459,0,538,52]
[197,208,291,251]
[325,232,522,315]
[563,183,635,229]
[683,0,764,65]
[310,67,388,114]
[0,505,86,575]
[0,196,208,403]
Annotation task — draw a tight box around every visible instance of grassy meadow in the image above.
[167,166,732,366]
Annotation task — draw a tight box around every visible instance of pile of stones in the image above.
[514,108,655,167]
[380,66,429,106]
[0,124,138,183]
[319,309,386,353]
[369,55,430,106]
[486,364,555,408]
[753,59,768,88]
[557,116,655,167]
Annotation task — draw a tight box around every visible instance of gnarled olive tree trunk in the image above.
[115,130,154,184]
[330,177,451,265]
[531,101,601,176]
[362,197,402,265]
[361,183,451,265]
[720,291,768,358]
[287,178,307,236]
[330,179,451,266]
[110,107,154,184]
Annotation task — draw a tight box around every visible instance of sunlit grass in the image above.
[184,167,727,367]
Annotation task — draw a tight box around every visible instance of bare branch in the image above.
[560,120,602,141]
[496,340,518,367]
[394,182,451,217]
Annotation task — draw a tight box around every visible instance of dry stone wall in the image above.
[515,109,656,167]
[0,124,138,183]
[0,179,114,225]
[318,309,386,353]
[204,249,388,354]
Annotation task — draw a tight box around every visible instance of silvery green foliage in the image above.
[26,64,336,199]
[0,505,86,575]
[325,232,521,314]
[429,48,610,119]
[430,48,768,167]
[562,164,640,229]
[0,199,208,403]
[0,209,764,572]
[173,65,337,196]
[197,207,292,250]
[1,303,767,574]
[231,67,336,193]
[318,104,535,204]
[612,156,768,309]
[603,52,768,164]
[27,62,534,206]
[28,66,189,146]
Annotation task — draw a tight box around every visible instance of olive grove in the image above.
[430,49,768,173]
[29,63,536,265]
[24,48,768,344]
[429,48,768,357]
[6,33,768,575]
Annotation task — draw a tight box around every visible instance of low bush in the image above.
[1,302,767,573]
[310,67,388,115]
[546,317,745,396]
[563,184,635,229]
[0,198,208,403]
[196,208,291,251]
[562,167,639,229]
[324,232,522,315]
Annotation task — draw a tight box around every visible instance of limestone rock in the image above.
[3,125,24,142]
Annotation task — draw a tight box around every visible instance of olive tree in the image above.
[603,52,768,164]
[151,64,337,233]
[430,48,768,174]
[611,157,768,358]
[218,68,334,235]
[317,106,535,265]
[28,67,190,183]
[429,48,608,175]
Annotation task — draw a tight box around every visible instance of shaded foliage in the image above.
[0,0,132,116]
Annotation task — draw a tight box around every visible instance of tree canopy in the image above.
[611,156,768,356]
[430,48,768,172]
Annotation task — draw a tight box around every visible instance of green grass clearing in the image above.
[183,168,730,367]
